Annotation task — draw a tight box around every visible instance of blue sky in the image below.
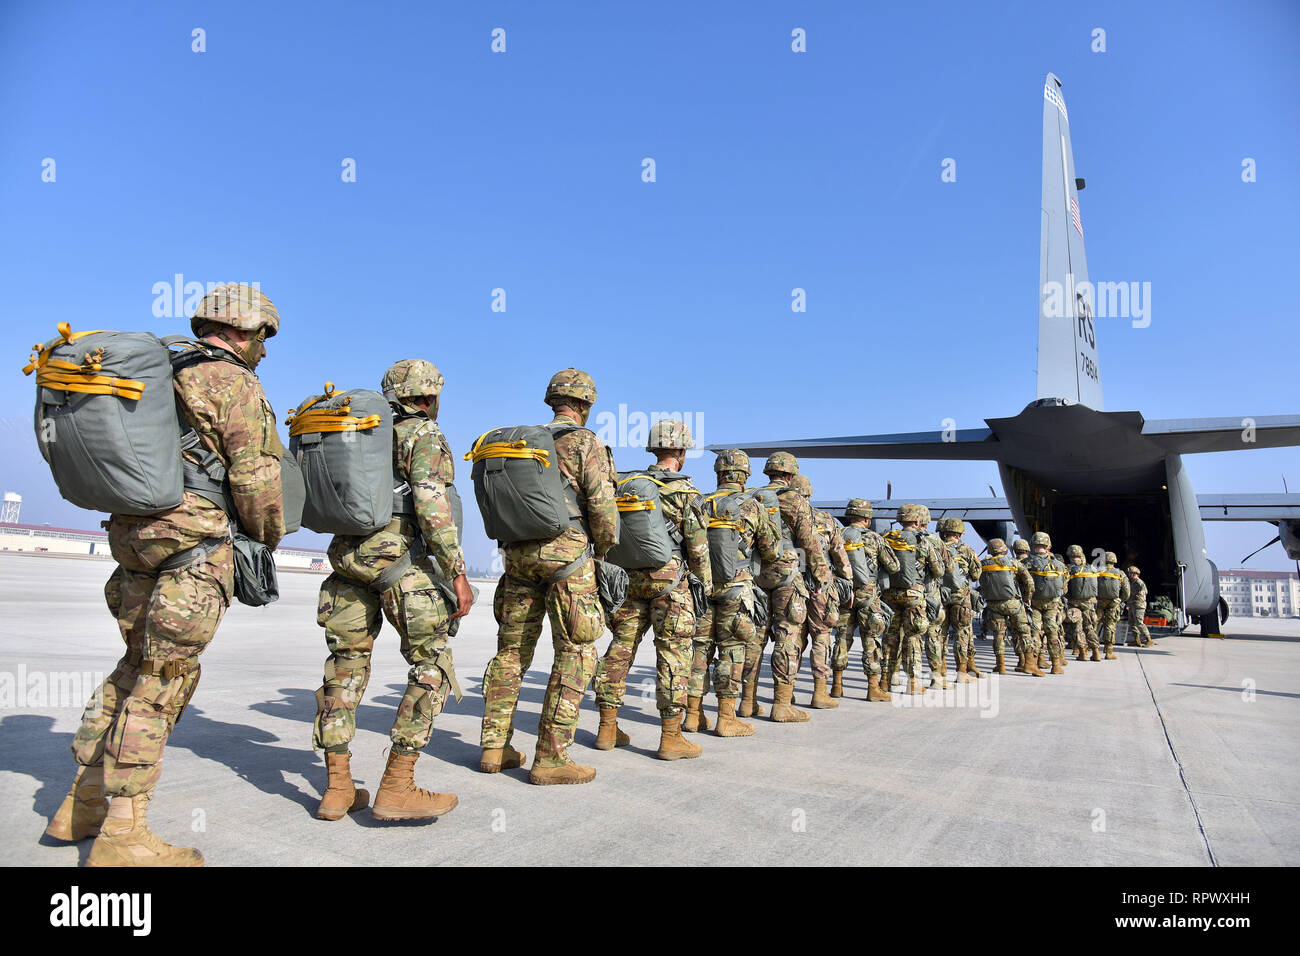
[1,0,1297,572]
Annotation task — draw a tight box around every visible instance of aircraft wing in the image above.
[1197,494,1300,522]
[1143,415,1300,454]
[714,427,998,461]
[815,497,1013,521]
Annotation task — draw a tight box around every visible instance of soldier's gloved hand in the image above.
[451,573,475,619]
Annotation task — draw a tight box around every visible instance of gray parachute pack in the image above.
[882,528,922,590]
[701,487,762,585]
[466,422,584,546]
[605,470,685,570]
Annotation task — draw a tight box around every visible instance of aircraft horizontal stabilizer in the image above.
[712,427,997,461]
[1197,493,1300,522]
[1144,415,1300,454]
[815,496,1012,521]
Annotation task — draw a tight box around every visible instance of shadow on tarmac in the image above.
[0,715,94,863]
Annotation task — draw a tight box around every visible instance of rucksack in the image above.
[841,525,877,587]
[979,556,1019,602]
[702,488,760,585]
[288,385,394,535]
[883,529,921,590]
[1097,569,1124,600]
[941,541,968,602]
[466,422,583,546]
[26,324,186,515]
[25,324,281,524]
[1025,553,1065,600]
[605,470,684,570]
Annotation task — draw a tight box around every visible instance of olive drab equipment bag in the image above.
[605,470,683,570]
[25,324,186,515]
[940,541,968,603]
[1097,568,1124,600]
[702,488,760,585]
[841,525,878,588]
[1067,566,1099,600]
[979,556,1019,602]
[280,453,305,535]
[465,422,583,546]
[288,384,394,535]
[1025,553,1065,600]
[883,528,922,590]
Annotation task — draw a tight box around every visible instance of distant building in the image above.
[0,521,327,571]
[1219,569,1299,619]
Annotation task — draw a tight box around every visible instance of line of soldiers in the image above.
[40,288,1156,866]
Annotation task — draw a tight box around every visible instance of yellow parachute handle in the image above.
[707,518,741,531]
[463,427,551,466]
[615,495,656,513]
[23,323,111,376]
[884,531,915,552]
[844,541,865,552]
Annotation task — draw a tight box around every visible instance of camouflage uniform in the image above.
[1095,552,1131,655]
[795,479,853,685]
[937,518,982,677]
[1023,532,1068,671]
[918,509,956,685]
[480,379,619,772]
[979,540,1035,671]
[1065,546,1101,658]
[595,464,711,717]
[312,363,466,756]
[70,287,284,804]
[1127,568,1152,646]
[755,462,831,692]
[834,501,898,690]
[880,506,945,692]
[691,470,781,704]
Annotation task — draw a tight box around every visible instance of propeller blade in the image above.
[886,481,892,500]
[1240,534,1281,565]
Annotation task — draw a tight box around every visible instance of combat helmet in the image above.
[763,451,799,477]
[382,359,444,404]
[917,505,931,525]
[1014,539,1030,554]
[897,503,926,524]
[1127,565,1141,575]
[647,418,694,453]
[1066,544,1084,559]
[937,517,966,535]
[987,538,1008,554]
[1031,531,1052,548]
[791,474,813,498]
[713,449,750,477]
[190,283,279,338]
[544,368,597,407]
[845,498,873,520]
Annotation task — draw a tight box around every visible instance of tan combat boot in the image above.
[1026,655,1046,677]
[739,680,765,718]
[830,670,844,698]
[714,697,755,737]
[966,656,982,678]
[1075,644,1087,661]
[478,743,528,773]
[992,651,1006,675]
[594,706,630,750]
[867,676,892,702]
[656,714,703,760]
[45,764,107,842]
[810,678,840,709]
[371,750,457,820]
[956,658,977,684]
[1014,648,1027,673]
[1104,646,1116,660]
[86,793,203,867]
[939,656,948,676]
[682,695,712,733]
[316,751,370,821]
[528,756,596,786]
[1050,650,1065,675]
[1038,650,1049,670]
[770,682,810,722]
[908,676,926,695]
[1090,647,1102,662]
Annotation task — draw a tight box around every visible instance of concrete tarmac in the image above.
[2,553,1297,866]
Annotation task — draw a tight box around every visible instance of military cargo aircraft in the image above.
[716,73,1300,636]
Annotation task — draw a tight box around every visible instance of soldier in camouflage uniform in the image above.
[881,504,946,695]
[479,369,619,786]
[1096,551,1132,659]
[937,517,982,682]
[594,419,714,757]
[979,538,1040,676]
[1126,566,1153,647]
[1065,544,1102,662]
[1012,539,1043,669]
[689,450,781,735]
[46,284,284,866]
[753,452,831,721]
[791,474,851,709]
[1023,531,1068,674]
[833,499,899,701]
[311,360,474,822]
[917,506,956,690]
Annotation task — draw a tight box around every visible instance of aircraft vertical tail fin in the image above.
[1038,73,1104,410]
